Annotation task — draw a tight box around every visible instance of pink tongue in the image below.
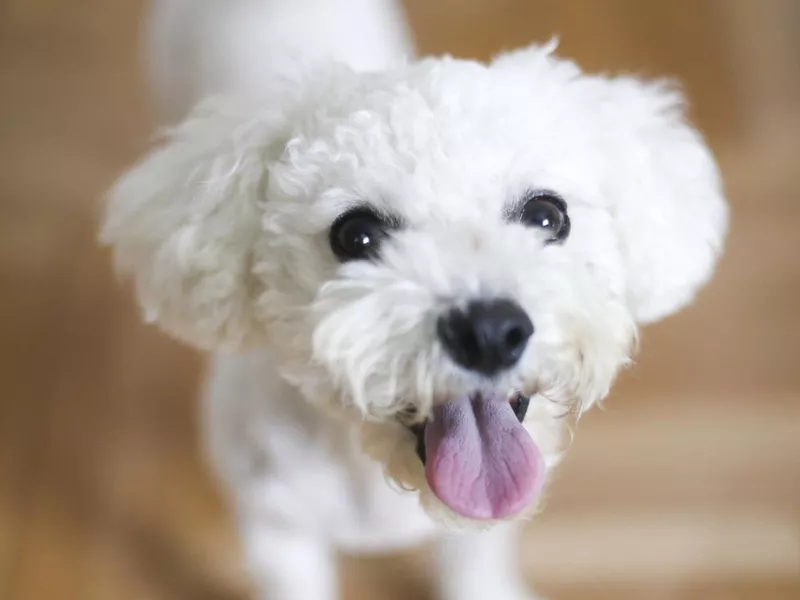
[424,394,544,520]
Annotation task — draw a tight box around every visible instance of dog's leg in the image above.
[237,511,336,600]
[435,523,544,600]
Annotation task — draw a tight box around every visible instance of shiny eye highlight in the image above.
[519,192,570,243]
[329,208,393,262]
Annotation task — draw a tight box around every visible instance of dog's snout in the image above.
[437,299,533,376]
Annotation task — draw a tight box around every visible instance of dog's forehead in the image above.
[288,59,602,221]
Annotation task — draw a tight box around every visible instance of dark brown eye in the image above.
[520,193,570,243]
[329,208,389,261]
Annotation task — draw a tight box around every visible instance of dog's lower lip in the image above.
[408,392,529,465]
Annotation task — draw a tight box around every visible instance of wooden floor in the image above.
[1,1,799,598]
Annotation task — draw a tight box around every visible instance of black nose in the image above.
[437,299,533,376]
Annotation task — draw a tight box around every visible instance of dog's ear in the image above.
[101,97,290,350]
[492,43,728,324]
[589,76,729,324]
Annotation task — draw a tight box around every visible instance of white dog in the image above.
[101,1,728,598]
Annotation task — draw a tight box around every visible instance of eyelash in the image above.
[506,190,567,217]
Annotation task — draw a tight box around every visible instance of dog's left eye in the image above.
[519,193,570,243]
[329,208,390,261]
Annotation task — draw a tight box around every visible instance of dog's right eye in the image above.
[329,209,389,262]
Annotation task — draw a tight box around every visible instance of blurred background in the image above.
[1,1,798,599]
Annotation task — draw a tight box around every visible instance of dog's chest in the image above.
[204,353,438,552]
[280,426,438,551]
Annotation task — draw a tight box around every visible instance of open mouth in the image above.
[409,392,530,463]
[405,391,544,521]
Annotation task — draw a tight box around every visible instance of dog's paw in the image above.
[451,594,547,600]
[491,591,546,600]
[442,583,546,600]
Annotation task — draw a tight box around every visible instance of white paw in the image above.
[443,583,546,600]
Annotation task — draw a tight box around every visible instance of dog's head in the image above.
[102,43,727,528]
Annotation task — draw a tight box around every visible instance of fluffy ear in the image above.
[493,43,728,324]
[101,97,289,350]
[593,77,729,324]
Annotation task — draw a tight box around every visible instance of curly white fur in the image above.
[101,1,728,598]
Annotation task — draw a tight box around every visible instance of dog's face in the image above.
[102,44,727,528]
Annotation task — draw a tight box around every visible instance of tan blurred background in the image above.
[1,1,799,599]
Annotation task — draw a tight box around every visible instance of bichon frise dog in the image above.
[101,1,728,598]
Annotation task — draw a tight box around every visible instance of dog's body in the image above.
[104,1,728,598]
